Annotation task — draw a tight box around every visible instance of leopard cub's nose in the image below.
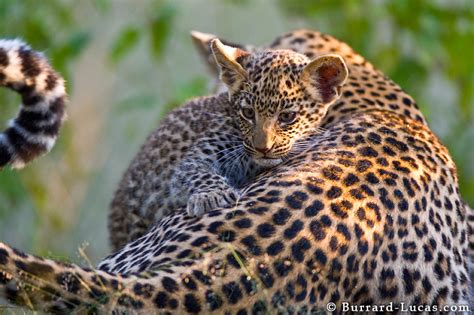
[255,144,274,154]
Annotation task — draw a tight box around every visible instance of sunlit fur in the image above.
[225,49,345,167]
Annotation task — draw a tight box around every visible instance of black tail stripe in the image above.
[14,97,65,136]
[16,84,42,107]
[0,142,12,167]
[15,116,61,136]
[49,97,66,117]
[17,109,54,123]
[5,127,47,162]
[22,92,43,106]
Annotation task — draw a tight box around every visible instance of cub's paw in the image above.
[187,188,240,216]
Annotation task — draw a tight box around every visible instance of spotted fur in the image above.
[109,29,428,251]
[0,39,66,169]
[0,30,472,312]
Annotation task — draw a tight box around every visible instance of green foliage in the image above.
[108,1,176,64]
[174,77,208,105]
[115,77,207,114]
[0,170,26,219]
[150,3,176,59]
[160,76,209,116]
[51,31,92,80]
[109,26,141,65]
[92,0,110,14]
[116,94,158,113]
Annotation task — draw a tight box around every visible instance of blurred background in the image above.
[0,0,473,265]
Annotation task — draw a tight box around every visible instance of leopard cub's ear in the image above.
[210,39,250,94]
[301,54,348,104]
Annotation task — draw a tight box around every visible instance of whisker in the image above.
[214,148,243,158]
[214,150,241,164]
[219,148,245,176]
[214,148,243,165]
[216,146,243,166]
[228,151,246,179]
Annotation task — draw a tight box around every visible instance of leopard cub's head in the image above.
[211,39,348,167]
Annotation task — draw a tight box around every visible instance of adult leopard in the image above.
[109,31,473,307]
[0,30,472,312]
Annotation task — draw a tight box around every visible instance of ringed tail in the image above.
[0,39,67,169]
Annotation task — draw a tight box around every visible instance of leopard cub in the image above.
[171,39,348,216]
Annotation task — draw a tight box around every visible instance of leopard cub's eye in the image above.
[241,107,255,120]
[278,111,297,124]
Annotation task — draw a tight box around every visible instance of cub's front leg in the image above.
[170,143,242,216]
